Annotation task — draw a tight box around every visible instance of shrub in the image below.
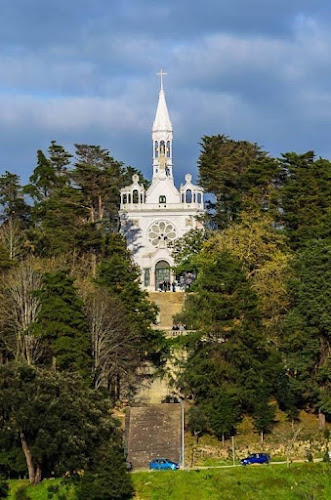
[14,486,31,500]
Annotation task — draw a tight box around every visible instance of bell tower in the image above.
[152,70,173,179]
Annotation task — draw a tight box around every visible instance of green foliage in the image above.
[35,271,90,377]
[78,445,133,500]
[14,486,30,500]
[171,229,207,276]
[280,239,331,415]
[0,476,9,499]
[188,406,208,440]
[72,144,124,231]
[198,135,279,228]
[96,234,162,356]
[25,151,59,202]
[0,172,29,223]
[207,390,241,439]
[0,363,121,484]
[278,152,331,249]
[179,247,281,437]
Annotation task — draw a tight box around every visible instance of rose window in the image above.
[148,221,177,248]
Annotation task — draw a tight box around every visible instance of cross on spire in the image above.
[157,69,167,91]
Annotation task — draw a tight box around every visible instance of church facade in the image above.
[119,75,204,291]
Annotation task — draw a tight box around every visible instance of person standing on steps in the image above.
[163,279,167,291]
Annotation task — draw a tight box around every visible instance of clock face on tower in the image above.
[148,220,177,248]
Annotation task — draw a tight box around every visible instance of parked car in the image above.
[240,453,270,466]
[149,458,180,470]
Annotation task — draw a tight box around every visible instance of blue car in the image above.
[240,453,270,466]
[149,458,180,470]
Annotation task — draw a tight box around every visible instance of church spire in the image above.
[152,70,173,178]
[153,70,173,133]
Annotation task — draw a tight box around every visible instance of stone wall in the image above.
[149,291,185,329]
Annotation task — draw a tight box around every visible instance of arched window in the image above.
[155,141,158,158]
[166,141,171,158]
[159,195,166,204]
[123,194,127,204]
[160,140,165,155]
[186,189,192,203]
[197,193,202,204]
[133,190,139,204]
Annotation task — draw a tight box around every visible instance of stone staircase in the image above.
[125,403,182,468]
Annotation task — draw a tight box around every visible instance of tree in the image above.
[47,140,72,177]
[72,144,124,229]
[27,184,88,258]
[35,271,90,377]
[207,390,241,444]
[252,398,276,444]
[211,211,292,331]
[0,261,43,364]
[24,150,58,202]
[280,239,331,416]
[187,406,208,443]
[78,443,133,500]
[83,287,140,398]
[0,172,28,223]
[0,476,9,499]
[0,363,122,485]
[198,135,279,228]
[179,248,280,437]
[171,229,207,277]
[0,218,24,264]
[278,152,331,249]
[96,234,160,354]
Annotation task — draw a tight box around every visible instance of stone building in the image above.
[119,73,204,290]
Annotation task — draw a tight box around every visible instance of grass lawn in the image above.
[132,463,331,500]
[8,463,330,499]
[8,478,76,500]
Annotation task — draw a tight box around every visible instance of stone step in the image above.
[125,403,182,468]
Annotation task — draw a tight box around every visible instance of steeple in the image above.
[152,70,173,179]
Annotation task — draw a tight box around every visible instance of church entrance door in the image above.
[155,260,171,290]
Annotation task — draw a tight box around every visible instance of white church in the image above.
[119,72,204,291]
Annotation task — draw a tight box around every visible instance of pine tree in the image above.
[198,135,279,228]
[36,271,90,377]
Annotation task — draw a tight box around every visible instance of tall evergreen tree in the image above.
[198,135,279,228]
[179,248,281,436]
[278,151,331,249]
[36,271,90,377]
[0,171,28,223]
[280,239,331,416]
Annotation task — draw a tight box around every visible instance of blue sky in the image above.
[1,0,331,185]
